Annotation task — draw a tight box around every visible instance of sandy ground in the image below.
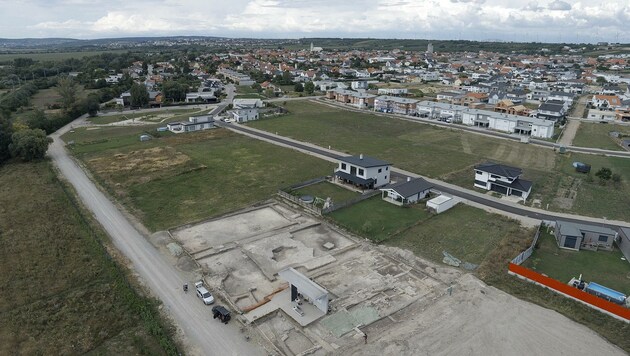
[558,119,581,147]
[340,273,625,356]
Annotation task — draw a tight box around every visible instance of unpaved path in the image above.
[558,118,581,146]
[48,120,265,356]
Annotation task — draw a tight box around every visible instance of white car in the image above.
[195,281,214,305]
[223,118,234,123]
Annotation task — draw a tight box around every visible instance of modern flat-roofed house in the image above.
[167,115,215,133]
[474,162,532,200]
[231,107,259,122]
[233,98,264,109]
[379,177,433,206]
[554,221,618,251]
[374,96,418,115]
[334,154,391,189]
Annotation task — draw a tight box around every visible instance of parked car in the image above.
[195,281,214,305]
[212,305,231,324]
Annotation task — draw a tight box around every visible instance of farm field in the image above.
[572,122,630,151]
[247,100,630,221]
[0,49,127,62]
[0,161,176,355]
[63,127,333,231]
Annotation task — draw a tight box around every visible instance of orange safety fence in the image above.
[508,263,630,321]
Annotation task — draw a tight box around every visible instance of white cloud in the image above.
[6,0,628,43]
[547,0,571,11]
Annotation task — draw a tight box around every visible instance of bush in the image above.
[9,128,52,161]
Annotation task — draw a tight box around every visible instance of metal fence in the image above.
[277,190,323,215]
[321,190,380,214]
[511,223,543,265]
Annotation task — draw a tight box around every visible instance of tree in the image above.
[56,77,78,111]
[595,167,612,183]
[304,81,315,94]
[596,76,607,84]
[0,112,13,164]
[294,83,304,92]
[9,128,52,161]
[130,83,149,107]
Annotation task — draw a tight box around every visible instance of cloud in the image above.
[10,0,630,43]
[523,1,543,11]
[548,0,571,11]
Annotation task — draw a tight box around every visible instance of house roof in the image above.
[339,155,391,168]
[491,177,532,192]
[475,162,522,179]
[538,102,564,112]
[381,178,433,198]
[556,220,617,237]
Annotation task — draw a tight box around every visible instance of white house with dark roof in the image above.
[474,162,532,201]
[334,154,391,189]
[379,177,433,206]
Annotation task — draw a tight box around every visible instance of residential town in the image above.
[1,34,630,356]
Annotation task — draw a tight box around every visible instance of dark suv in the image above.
[211,305,231,324]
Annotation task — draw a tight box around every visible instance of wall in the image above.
[365,166,390,188]
[508,263,630,323]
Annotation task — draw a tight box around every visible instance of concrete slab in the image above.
[172,206,293,253]
[245,289,325,327]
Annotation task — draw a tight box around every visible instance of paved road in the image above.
[219,122,630,231]
[48,122,265,356]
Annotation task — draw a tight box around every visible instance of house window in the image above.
[378,168,382,173]
[490,174,501,179]
[386,167,389,171]
[475,170,483,175]
[384,175,387,180]
[358,168,364,176]
[598,235,609,242]
[341,163,347,170]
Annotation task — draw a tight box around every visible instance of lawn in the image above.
[476,227,630,354]
[68,128,334,231]
[0,161,176,355]
[330,196,432,242]
[386,204,527,265]
[572,122,630,151]
[248,100,630,221]
[292,181,358,207]
[524,231,630,294]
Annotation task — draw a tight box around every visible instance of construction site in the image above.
[168,201,625,355]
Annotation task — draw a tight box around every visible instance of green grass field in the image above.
[572,122,630,151]
[292,181,358,207]
[66,128,334,231]
[247,101,630,221]
[0,161,176,354]
[476,227,630,353]
[330,196,430,242]
[524,231,630,294]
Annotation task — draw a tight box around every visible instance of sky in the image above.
[0,0,629,43]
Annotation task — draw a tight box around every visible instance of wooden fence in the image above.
[511,224,543,265]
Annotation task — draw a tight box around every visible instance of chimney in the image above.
[407,177,411,182]
[359,154,363,160]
